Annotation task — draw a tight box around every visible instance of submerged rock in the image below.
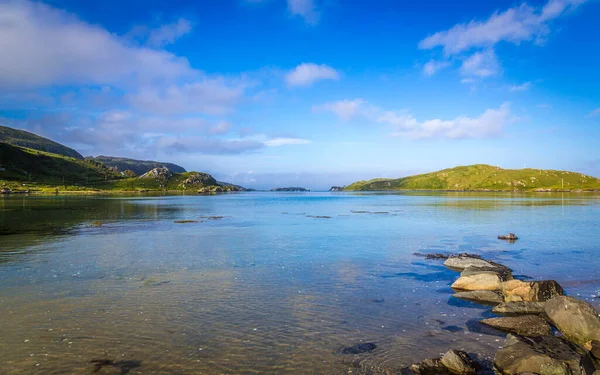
[341,342,377,355]
[440,349,477,375]
[452,266,513,291]
[498,233,518,241]
[502,279,564,302]
[494,334,584,375]
[480,315,552,337]
[492,301,547,315]
[453,290,504,305]
[545,296,600,350]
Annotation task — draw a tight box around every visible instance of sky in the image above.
[0,0,599,189]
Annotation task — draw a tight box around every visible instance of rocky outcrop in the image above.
[451,265,513,291]
[502,279,564,302]
[453,290,504,305]
[591,340,600,360]
[498,233,518,241]
[480,315,552,336]
[329,186,344,192]
[408,358,450,375]
[440,350,477,375]
[494,334,584,375]
[492,301,547,315]
[0,187,13,194]
[180,172,217,188]
[545,296,600,350]
[139,167,172,180]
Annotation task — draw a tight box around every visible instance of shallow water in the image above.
[1,192,599,374]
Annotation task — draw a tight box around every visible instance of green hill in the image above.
[344,164,600,192]
[88,156,187,175]
[0,125,83,159]
[0,143,242,193]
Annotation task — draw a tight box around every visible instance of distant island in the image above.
[270,187,310,192]
[0,125,244,194]
[344,164,600,192]
[329,186,344,192]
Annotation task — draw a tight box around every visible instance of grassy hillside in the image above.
[344,164,600,192]
[88,156,187,175]
[0,142,119,186]
[0,125,83,159]
[0,143,242,193]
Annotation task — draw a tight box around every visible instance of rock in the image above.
[139,167,172,180]
[492,301,547,315]
[341,342,376,354]
[498,233,518,241]
[480,315,552,336]
[494,334,584,375]
[453,290,504,305]
[444,256,510,272]
[502,279,564,302]
[591,340,600,360]
[451,266,513,291]
[440,349,477,375]
[545,296,600,350]
[180,172,217,188]
[0,187,13,194]
[409,358,450,375]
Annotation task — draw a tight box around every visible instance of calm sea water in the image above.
[1,192,599,374]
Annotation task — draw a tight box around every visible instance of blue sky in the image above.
[0,0,599,189]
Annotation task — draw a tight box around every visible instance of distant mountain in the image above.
[344,164,600,192]
[88,156,187,175]
[0,125,83,159]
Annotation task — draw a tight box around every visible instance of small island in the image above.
[270,187,310,192]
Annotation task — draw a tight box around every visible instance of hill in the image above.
[0,125,83,159]
[344,164,600,192]
[0,143,242,193]
[88,156,186,175]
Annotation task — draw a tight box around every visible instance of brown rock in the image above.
[444,256,510,272]
[492,301,546,315]
[440,349,477,375]
[409,357,450,375]
[480,315,552,336]
[502,279,564,302]
[451,266,513,291]
[591,340,600,360]
[494,334,583,375]
[453,290,504,305]
[545,296,600,350]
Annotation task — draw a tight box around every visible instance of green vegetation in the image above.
[88,156,186,175]
[0,125,83,159]
[344,164,600,192]
[0,143,242,194]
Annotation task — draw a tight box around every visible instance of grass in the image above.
[0,125,83,159]
[88,156,186,175]
[344,164,600,192]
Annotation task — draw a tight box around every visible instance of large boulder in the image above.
[480,315,552,336]
[440,349,477,375]
[494,334,584,375]
[492,301,547,315]
[453,290,504,305]
[545,296,600,350]
[451,266,513,291]
[444,256,509,272]
[408,358,450,375]
[502,279,564,302]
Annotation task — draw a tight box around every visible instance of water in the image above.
[1,192,599,374]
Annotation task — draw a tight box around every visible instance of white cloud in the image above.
[317,98,512,139]
[423,60,451,76]
[285,63,339,87]
[127,78,246,115]
[287,0,319,24]
[385,103,512,139]
[460,50,500,77]
[509,82,532,91]
[314,99,366,120]
[0,1,195,88]
[419,0,587,55]
[588,108,600,118]
[460,78,476,84]
[263,137,311,146]
[147,18,192,47]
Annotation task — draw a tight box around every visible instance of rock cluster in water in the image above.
[401,252,600,375]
